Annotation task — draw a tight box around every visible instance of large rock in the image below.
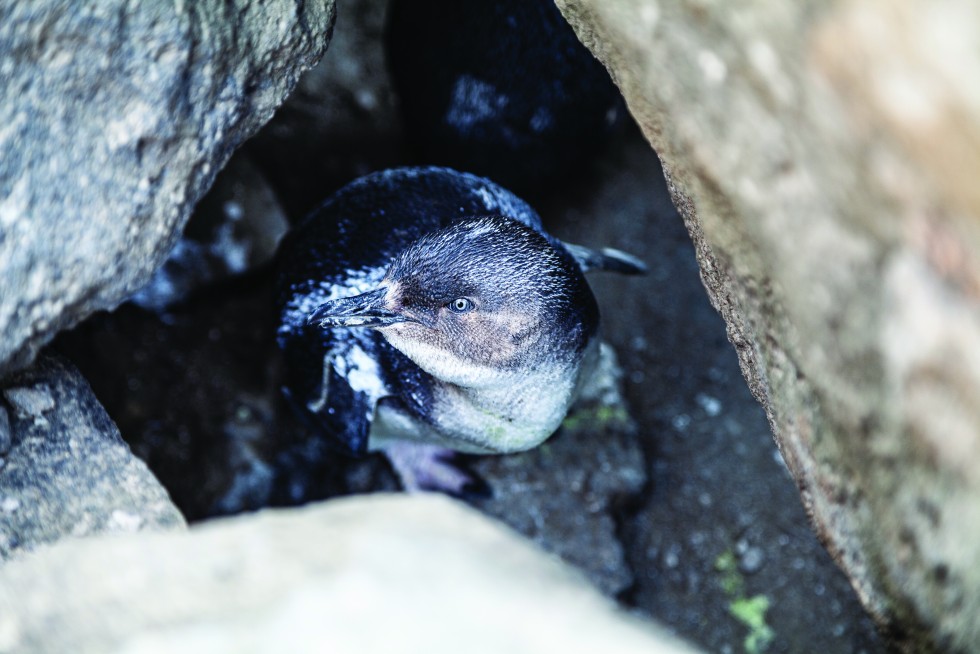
[0,354,184,561]
[0,494,701,654]
[0,0,335,377]
[555,0,980,651]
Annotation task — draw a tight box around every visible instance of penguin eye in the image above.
[447,297,474,314]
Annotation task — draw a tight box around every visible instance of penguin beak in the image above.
[307,287,407,328]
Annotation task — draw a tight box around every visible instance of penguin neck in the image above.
[428,338,599,454]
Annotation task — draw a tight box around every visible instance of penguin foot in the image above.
[383,441,492,499]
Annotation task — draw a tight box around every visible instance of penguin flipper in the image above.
[562,242,648,275]
[280,327,379,456]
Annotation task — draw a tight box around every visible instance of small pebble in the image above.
[3,385,55,418]
[696,393,722,416]
[671,414,691,431]
[663,544,681,569]
[235,404,253,422]
[3,386,54,428]
[355,88,378,111]
[222,200,244,221]
[739,546,765,574]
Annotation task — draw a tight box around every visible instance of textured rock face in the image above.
[0,0,335,377]
[555,0,980,651]
[0,495,701,654]
[0,354,184,561]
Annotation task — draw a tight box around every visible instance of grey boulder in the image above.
[555,0,980,651]
[0,494,702,654]
[0,354,184,562]
[0,0,335,376]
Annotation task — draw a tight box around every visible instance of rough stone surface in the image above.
[0,404,11,458]
[556,1,980,651]
[0,354,184,562]
[0,495,701,654]
[0,0,336,376]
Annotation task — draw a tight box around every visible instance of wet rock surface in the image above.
[0,354,184,562]
[0,0,335,377]
[0,495,702,654]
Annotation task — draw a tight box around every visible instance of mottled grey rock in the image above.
[0,494,702,654]
[556,1,980,651]
[0,0,335,376]
[0,354,184,561]
[469,343,646,597]
[131,155,289,311]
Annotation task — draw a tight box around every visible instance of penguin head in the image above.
[308,215,598,388]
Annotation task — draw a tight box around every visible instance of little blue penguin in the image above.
[385,0,623,194]
[276,166,644,493]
